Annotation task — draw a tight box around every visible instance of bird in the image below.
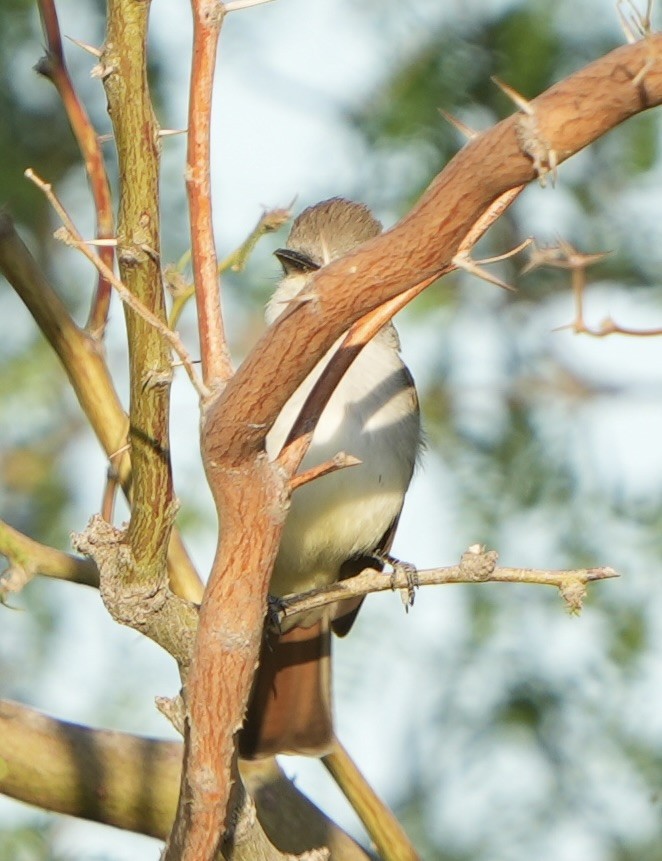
[239,197,422,759]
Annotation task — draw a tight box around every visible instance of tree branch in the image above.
[0,699,181,838]
[276,548,620,626]
[0,214,204,604]
[0,519,98,594]
[323,738,418,861]
[0,700,367,857]
[185,37,661,858]
[208,37,662,468]
[186,0,234,389]
[36,0,115,336]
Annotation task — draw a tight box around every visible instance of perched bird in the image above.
[240,197,422,758]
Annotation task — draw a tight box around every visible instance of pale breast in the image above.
[266,329,420,602]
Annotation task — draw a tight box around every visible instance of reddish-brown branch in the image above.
[279,187,524,480]
[176,36,662,859]
[207,38,662,473]
[289,452,361,492]
[37,0,115,336]
[279,275,438,479]
[187,0,234,389]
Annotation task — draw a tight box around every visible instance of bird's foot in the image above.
[376,552,419,611]
[266,594,289,632]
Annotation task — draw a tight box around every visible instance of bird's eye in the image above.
[274,249,320,275]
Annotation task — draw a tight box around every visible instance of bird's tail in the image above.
[239,618,333,759]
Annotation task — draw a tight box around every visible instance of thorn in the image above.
[632,53,655,88]
[491,76,534,115]
[158,128,188,138]
[65,35,103,58]
[275,293,315,310]
[97,133,114,144]
[108,442,130,460]
[140,243,160,262]
[84,237,118,247]
[224,0,275,10]
[616,0,653,42]
[438,109,478,140]
[587,566,620,581]
[172,357,203,368]
[453,251,516,292]
[476,237,533,266]
[91,60,116,81]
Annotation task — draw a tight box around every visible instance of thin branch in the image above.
[289,452,361,492]
[37,0,115,335]
[581,317,662,337]
[0,519,99,594]
[526,239,662,337]
[275,548,620,626]
[25,168,208,399]
[186,0,234,389]
[166,205,292,331]
[323,737,420,861]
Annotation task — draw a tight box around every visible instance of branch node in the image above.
[459,545,499,581]
[516,112,558,187]
[492,77,558,185]
[156,694,186,735]
[558,577,588,614]
[0,563,32,596]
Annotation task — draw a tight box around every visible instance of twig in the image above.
[186,0,233,389]
[166,205,292,330]
[24,169,208,399]
[290,452,361,492]
[275,547,619,625]
[526,240,662,337]
[0,519,99,594]
[218,205,292,273]
[579,318,662,337]
[323,737,420,861]
[37,0,115,336]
